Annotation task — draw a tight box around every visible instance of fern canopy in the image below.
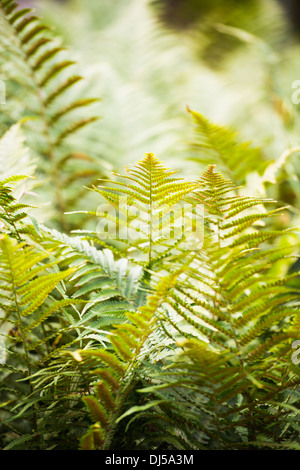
[68,158,300,450]
[0,0,299,452]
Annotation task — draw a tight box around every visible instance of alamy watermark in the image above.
[95,198,205,251]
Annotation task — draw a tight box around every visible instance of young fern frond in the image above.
[74,152,200,269]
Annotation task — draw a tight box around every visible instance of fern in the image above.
[0,233,81,448]
[72,153,200,268]
[187,108,271,185]
[118,164,300,449]
[0,0,100,230]
[74,268,185,450]
[0,177,29,239]
[1,150,299,450]
[0,123,36,182]
[43,155,293,450]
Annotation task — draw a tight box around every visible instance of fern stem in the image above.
[148,154,153,266]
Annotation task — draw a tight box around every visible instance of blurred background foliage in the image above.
[4,0,300,238]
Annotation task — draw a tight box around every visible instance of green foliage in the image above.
[0,0,101,230]
[0,0,300,452]
[72,153,199,266]
[77,268,186,450]
[188,108,270,184]
[0,176,31,240]
[1,151,299,449]
[73,163,300,450]
[151,0,286,68]
[0,234,80,448]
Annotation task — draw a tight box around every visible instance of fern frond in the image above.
[122,164,300,450]
[0,0,100,229]
[77,153,200,269]
[188,108,270,184]
[0,233,82,445]
[71,266,185,450]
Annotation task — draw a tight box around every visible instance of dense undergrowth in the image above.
[0,0,300,450]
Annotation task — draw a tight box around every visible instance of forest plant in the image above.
[0,0,100,230]
[0,1,299,451]
[66,158,300,450]
[0,151,299,450]
[116,166,300,449]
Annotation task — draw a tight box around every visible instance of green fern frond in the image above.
[0,177,35,241]
[0,0,100,229]
[188,108,270,184]
[77,153,200,268]
[119,163,300,450]
[0,233,82,443]
[71,266,185,450]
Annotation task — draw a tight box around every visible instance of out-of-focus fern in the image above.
[0,122,36,182]
[36,0,223,174]
[33,0,300,217]
[0,0,100,230]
